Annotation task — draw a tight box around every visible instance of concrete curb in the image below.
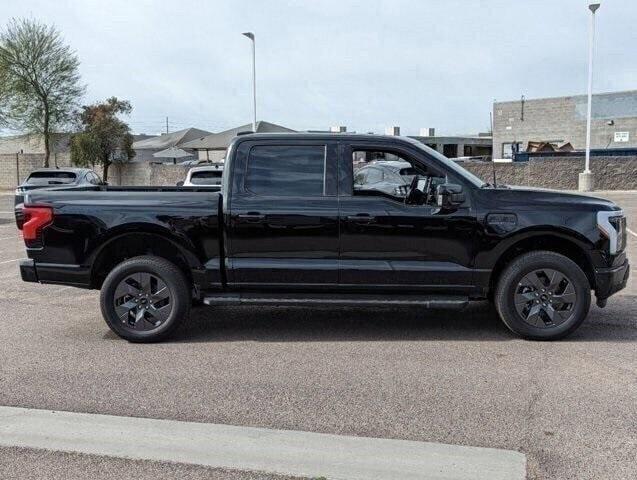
[0,406,526,480]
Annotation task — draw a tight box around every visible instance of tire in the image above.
[495,251,591,340]
[100,255,191,342]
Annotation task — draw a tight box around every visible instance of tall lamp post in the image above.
[579,3,601,192]
[242,32,257,132]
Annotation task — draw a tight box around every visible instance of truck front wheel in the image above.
[495,251,591,340]
[100,256,191,342]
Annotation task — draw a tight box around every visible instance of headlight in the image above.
[597,210,626,255]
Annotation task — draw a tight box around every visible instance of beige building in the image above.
[181,121,295,162]
[493,90,637,159]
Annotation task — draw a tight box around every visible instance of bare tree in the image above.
[0,18,84,166]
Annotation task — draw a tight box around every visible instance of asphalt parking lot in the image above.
[0,192,635,480]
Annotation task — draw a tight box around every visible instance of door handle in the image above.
[237,213,266,223]
[346,214,375,224]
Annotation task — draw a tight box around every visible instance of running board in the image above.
[203,292,469,309]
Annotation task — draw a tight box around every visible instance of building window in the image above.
[502,142,522,159]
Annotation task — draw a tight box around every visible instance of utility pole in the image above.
[579,3,601,192]
[242,32,257,132]
[166,117,169,134]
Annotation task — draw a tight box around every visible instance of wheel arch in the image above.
[487,231,596,296]
[89,227,202,289]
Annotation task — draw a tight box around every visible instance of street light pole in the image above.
[579,3,600,192]
[242,32,257,132]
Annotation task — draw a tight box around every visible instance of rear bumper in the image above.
[19,259,38,283]
[594,259,630,300]
[19,259,91,288]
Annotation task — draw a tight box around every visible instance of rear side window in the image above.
[246,145,325,196]
[26,171,76,185]
[190,170,223,185]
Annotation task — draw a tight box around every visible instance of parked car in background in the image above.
[354,160,418,197]
[14,168,104,225]
[178,164,224,187]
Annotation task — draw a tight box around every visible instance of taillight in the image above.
[22,206,53,247]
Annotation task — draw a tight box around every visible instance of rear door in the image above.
[225,139,339,288]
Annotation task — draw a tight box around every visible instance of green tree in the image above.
[71,97,135,181]
[0,18,84,166]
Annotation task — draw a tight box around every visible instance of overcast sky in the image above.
[3,0,637,136]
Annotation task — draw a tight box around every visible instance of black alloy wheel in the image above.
[514,268,577,328]
[113,272,173,331]
[495,251,591,340]
[100,256,191,342]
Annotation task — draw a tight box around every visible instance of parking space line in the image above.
[0,236,19,241]
[627,228,637,238]
[0,406,526,480]
[53,286,74,293]
[0,258,23,265]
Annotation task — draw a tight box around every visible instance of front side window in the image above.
[351,150,443,205]
[365,168,383,184]
[86,172,100,185]
[353,169,367,186]
[246,145,325,196]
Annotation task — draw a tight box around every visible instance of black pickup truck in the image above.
[19,133,629,342]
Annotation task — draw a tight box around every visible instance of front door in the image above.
[338,142,478,294]
[226,140,339,289]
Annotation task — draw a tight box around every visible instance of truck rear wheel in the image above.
[100,256,191,342]
[495,251,590,340]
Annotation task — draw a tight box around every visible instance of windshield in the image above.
[404,138,486,187]
[25,171,77,185]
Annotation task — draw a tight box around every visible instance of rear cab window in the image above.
[245,145,326,196]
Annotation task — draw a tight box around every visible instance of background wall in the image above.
[111,163,191,186]
[0,153,72,188]
[462,155,637,190]
[2,153,637,190]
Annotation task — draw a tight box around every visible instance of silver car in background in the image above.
[353,160,417,197]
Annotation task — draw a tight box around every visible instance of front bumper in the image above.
[19,259,91,288]
[594,259,630,300]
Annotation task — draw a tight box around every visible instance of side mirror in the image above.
[436,183,465,209]
[176,181,184,187]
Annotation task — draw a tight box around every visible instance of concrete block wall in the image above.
[3,153,637,191]
[111,162,151,186]
[0,153,72,188]
[111,163,190,186]
[149,164,191,186]
[462,155,637,190]
[461,161,530,186]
